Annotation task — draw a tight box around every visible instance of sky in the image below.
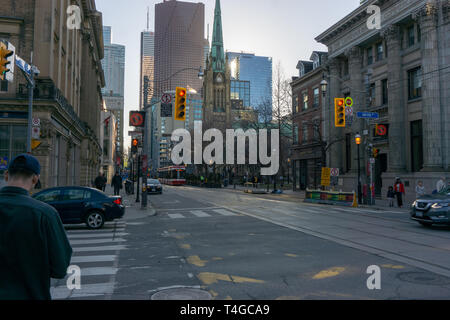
[95,0,361,148]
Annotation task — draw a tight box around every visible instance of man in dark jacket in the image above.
[94,173,104,191]
[111,172,122,196]
[0,154,72,300]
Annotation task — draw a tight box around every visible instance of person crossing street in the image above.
[112,172,123,196]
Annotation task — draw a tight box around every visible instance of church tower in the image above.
[202,0,231,130]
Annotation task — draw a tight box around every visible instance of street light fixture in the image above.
[320,79,328,98]
[355,134,362,205]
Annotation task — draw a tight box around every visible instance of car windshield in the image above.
[147,179,159,184]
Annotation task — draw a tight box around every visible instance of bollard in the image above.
[141,183,147,208]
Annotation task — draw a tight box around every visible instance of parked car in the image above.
[33,187,125,229]
[146,179,163,194]
[410,187,450,227]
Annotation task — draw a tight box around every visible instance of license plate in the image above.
[416,211,423,218]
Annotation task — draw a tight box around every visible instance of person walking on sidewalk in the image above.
[394,178,406,208]
[94,173,105,191]
[415,181,425,199]
[387,186,395,207]
[0,154,72,300]
[436,177,446,193]
[112,172,123,196]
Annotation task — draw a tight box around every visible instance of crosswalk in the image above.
[50,221,127,300]
[165,208,239,220]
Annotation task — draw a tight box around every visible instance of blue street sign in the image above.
[15,55,32,76]
[356,112,379,119]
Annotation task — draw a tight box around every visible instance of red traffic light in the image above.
[132,139,138,147]
[178,90,186,97]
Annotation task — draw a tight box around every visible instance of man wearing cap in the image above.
[0,154,72,300]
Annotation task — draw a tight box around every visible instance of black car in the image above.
[411,187,450,227]
[33,187,125,229]
[146,179,163,194]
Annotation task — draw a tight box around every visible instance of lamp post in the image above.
[355,134,362,205]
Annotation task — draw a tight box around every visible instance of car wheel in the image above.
[85,211,105,230]
[419,221,433,227]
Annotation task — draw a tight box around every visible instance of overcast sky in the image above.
[95,0,360,147]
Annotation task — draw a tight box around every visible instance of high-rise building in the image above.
[140,30,155,109]
[101,26,125,164]
[154,0,205,97]
[226,52,273,119]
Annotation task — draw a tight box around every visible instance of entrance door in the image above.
[375,154,387,197]
[300,160,308,190]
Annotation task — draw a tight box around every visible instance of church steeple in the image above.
[211,0,225,73]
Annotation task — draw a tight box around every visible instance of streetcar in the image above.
[158,166,186,186]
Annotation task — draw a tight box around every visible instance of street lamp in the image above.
[320,78,328,98]
[355,134,362,205]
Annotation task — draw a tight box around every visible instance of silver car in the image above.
[411,187,450,227]
[146,179,163,194]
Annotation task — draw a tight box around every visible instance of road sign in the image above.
[321,167,331,187]
[370,158,376,164]
[31,139,41,150]
[357,112,379,119]
[15,55,31,76]
[345,106,353,116]
[161,103,173,117]
[129,111,145,127]
[0,157,8,170]
[376,124,387,136]
[161,93,172,104]
[128,131,143,137]
[32,117,40,126]
[330,168,340,177]
[32,127,40,139]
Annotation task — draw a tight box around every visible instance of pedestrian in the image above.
[0,154,72,300]
[387,186,395,207]
[394,178,405,208]
[94,173,104,191]
[111,172,122,196]
[436,176,446,193]
[415,180,425,199]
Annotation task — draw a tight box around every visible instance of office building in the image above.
[140,30,155,109]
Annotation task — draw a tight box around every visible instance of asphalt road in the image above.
[54,185,450,300]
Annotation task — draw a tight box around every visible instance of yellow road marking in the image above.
[187,255,208,267]
[197,272,265,285]
[225,296,232,300]
[276,296,302,300]
[179,244,191,250]
[209,290,218,298]
[312,267,346,280]
[212,257,223,261]
[381,264,405,269]
[285,254,298,258]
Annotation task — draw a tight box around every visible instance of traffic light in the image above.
[131,138,138,154]
[0,42,13,81]
[373,148,380,158]
[334,98,346,128]
[175,87,187,121]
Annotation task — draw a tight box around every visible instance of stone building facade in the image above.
[0,0,105,189]
[315,0,449,204]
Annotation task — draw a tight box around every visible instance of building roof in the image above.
[211,0,225,73]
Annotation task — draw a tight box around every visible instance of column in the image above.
[417,3,444,171]
[382,25,406,173]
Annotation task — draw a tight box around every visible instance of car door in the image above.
[59,188,89,223]
[34,189,66,221]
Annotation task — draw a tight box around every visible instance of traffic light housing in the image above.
[175,87,187,121]
[0,42,13,81]
[373,148,380,158]
[131,138,138,154]
[334,98,346,128]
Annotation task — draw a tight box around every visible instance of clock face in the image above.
[215,73,223,84]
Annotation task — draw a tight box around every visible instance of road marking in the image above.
[73,245,127,252]
[187,256,208,267]
[80,267,118,276]
[69,238,126,245]
[285,254,299,258]
[197,272,265,285]
[312,267,346,280]
[180,244,191,250]
[71,255,117,263]
[187,273,194,278]
[66,228,125,233]
[190,210,211,218]
[168,213,185,219]
[68,233,128,239]
[51,282,115,300]
[213,209,237,216]
[381,264,405,269]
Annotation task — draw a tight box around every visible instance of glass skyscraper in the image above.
[227,52,273,120]
[140,31,155,109]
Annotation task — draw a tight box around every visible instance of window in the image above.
[411,120,423,172]
[376,42,384,61]
[302,92,308,111]
[62,189,87,201]
[382,79,388,105]
[417,24,421,43]
[293,125,299,144]
[293,94,299,113]
[367,47,373,65]
[369,83,376,106]
[313,122,320,141]
[345,133,352,173]
[0,80,7,92]
[302,124,308,142]
[35,190,61,202]
[408,67,422,100]
[407,26,415,47]
[313,88,319,107]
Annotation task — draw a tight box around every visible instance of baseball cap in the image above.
[8,154,41,175]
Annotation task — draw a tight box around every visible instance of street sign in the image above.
[161,93,172,104]
[357,112,379,119]
[0,157,8,170]
[129,111,146,127]
[32,127,40,139]
[15,55,31,76]
[370,158,376,164]
[321,167,331,187]
[376,124,387,136]
[31,139,41,150]
[345,106,353,116]
[128,131,143,137]
[330,168,340,177]
[161,103,173,118]
[32,117,40,126]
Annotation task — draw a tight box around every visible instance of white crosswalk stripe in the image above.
[168,213,185,219]
[51,221,127,300]
[213,209,238,216]
[190,210,211,218]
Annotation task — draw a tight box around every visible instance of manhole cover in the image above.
[151,288,212,300]
[397,272,450,286]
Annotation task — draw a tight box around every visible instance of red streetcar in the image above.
[158,166,186,186]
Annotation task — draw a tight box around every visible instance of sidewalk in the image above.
[104,185,157,219]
